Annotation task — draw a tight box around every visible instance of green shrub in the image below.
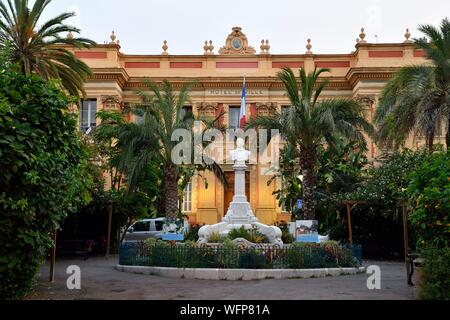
[282,231,294,244]
[144,238,158,258]
[288,242,359,268]
[208,232,223,243]
[331,149,429,256]
[237,250,268,269]
[121,240,360,269]
[419,246,450,300]
[227,226,269,243]
[0,71,92,299]
[184,224,203,242]
[407,151,450,249]
[276,221,294,244]
[227,226,249,240]
[217,238,239,268]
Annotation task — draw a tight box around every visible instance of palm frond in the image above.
[374,46,449,151]
[277,67,300,107]
[0,0,95,97]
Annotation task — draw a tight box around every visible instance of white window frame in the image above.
[181,105,193,119]
[228,106,240,129]
[182,181,193,213]
[135,114,144,125]
[80,99,97,133]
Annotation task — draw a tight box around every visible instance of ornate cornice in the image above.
[88,68,130,87]
[121,77,353,91]
[346,67,398,87]
[88,68,395,92]
[355,42,416,49]
[268,78,352,91]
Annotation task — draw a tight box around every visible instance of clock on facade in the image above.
[231,37,243,50]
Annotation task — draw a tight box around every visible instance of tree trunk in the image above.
[164,164,179,222]
[300,146,317,220]
[426,130,434,153]
[446,113,450,151]
[105,202,113,259]
[119,219,133,245]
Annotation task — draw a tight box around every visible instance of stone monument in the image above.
[198,138,283,245]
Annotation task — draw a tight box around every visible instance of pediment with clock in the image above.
[219,27,256,55]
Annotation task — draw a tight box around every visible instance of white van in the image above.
[123,218,190,242]
[123,218,166,242]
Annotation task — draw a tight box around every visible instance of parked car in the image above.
[123,218,166,242]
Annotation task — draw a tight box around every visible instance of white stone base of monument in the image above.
[198,139,283,245]
[198,221,283,246]
[222,197,257,225]
[197,166,283,245]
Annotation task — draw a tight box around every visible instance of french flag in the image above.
[239,78,247,128]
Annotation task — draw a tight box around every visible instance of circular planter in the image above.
[115,264,366,280]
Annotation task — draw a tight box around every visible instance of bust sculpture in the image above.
[230,138,251,165]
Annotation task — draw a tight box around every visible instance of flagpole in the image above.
[240,74,247,129]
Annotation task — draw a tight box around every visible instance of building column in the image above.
[255,165,278,225]
[196,163,219,225]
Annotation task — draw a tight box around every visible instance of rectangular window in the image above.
[229,106,240,129]
[132,221,150,232]
[154,220,164,231]
[181,105,193,119]
[182,181,192,213]
[134,104,145,125]
[80,99,97,133]
[281,105,291,120]
[135,114,144,125]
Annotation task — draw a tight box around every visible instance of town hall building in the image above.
[71,27,445,225]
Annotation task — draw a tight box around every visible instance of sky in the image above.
[40,0,449,55]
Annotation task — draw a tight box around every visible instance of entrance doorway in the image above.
[224,171,250,214]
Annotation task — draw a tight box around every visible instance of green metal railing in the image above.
[119,242,362,269]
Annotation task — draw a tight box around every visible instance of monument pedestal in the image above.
[198,140,283,245]
[222,164,258,225]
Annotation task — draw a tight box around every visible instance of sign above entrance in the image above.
[207,88,267,96]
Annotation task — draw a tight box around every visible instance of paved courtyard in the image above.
[26,256,415,300]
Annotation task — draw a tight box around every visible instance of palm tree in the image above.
[249,67,374,220]
[375,18,450,152]
[0,0,95,97]
[118,80,225,222]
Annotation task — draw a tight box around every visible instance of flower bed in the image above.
[119,239,362,269]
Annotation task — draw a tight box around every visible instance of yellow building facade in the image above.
[72,27,445,225]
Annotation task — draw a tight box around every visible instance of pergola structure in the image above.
[341,200,411,284]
